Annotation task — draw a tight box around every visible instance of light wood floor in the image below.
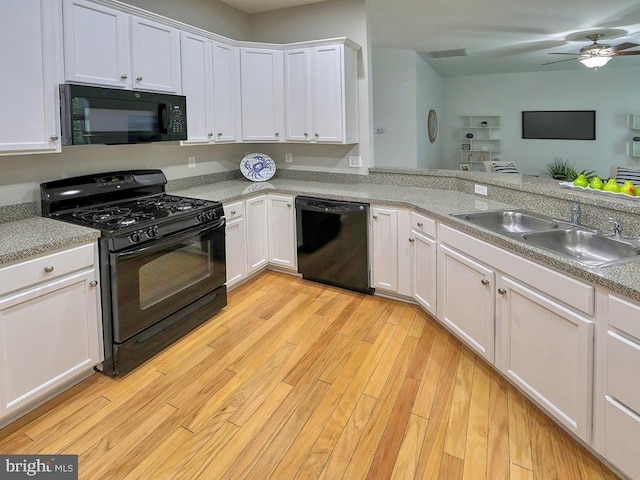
[0,271,620,479]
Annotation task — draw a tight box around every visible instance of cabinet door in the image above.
[311,45,344,142]
[0,270,101,420]
[497,275,593,441]
[245,195,269,273]
[63,0,130,88]
[0,0,62,156]
[267,195,297,270]
[130,16,181,93]
[212,41,240,142]
[240,48,284,142]
[438,244,495,362]
[180,31,213,144]
[371,207,398,291]
[225,218,247,289]
[284,48,312,142]
[412,230,437,315]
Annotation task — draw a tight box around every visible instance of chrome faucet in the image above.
[608,216,622,237]
[570,201,581,225]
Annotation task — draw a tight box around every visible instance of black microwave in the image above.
[60,84,187,145]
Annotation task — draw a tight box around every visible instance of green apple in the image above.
[620,180,637,196]
[573,174,588,187]
[603,178,620,193]
[589,176,604,190]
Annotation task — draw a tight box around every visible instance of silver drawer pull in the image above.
[498,288,507,295]
[481,279,489,286]
[230,210,237,215]
[89,280,98,287]
[372,215,378,219]
[43,265,54,273]
[409,238,415,243]
[417,222,424,227]
[50,135,59,141]
[120,74,128,80]
[136,76,143,82]
[287,203,292,207]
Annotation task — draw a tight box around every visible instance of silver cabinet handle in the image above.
[136,76,143,82]
[481,279,489,286]
[287,203,292,207]
[217,132,223,136]
[314,133,319,137]
[208,132,213,137]
[50,135,59,141]
[43,265,54,273]
[230,210,236,215]
[498,288,507,295]
[304,132,309,136]
[89,280,98,287]
[409,238,415,243]
[120,74,128,80]
[417,222,424,227]
[275,132,280,137]
[372,214,378,219]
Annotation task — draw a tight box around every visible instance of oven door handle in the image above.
[114,218,225,258]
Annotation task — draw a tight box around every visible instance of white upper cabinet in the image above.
[63,0,181,93]
[180,31,213,144]
[129,16,181,93]
[240,48,285,142]
[211,41,241,142]
[0,0,63,156]
[284,43,359,143]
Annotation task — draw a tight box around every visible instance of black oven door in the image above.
[110,219,225,343]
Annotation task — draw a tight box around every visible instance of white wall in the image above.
[372,48,443,168]
[442,66,640,176]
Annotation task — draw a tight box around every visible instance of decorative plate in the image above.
[559,182,640,201]
[241,153,276,182]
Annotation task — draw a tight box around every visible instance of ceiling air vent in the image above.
[425,48,468,59]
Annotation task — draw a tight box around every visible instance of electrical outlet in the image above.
[285,153,293,163]
[349,156,362,168]
[474,184,488,196]
[188,157,196,168]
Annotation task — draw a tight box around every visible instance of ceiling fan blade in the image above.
[612,42,640,52]
[615,50,640,56]
[541,57,578,66]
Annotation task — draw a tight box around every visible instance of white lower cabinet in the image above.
[223,201,247,289]
[599,294,640,479]
[371,206,411,296]
[267,195,297,270]
[497,275,593,440]
[438,244,495,362]
[243,195,268,274]
[0,242,102,423]
[410,212,437,315]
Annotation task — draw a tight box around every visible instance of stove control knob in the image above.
[206,210,215,220]
[146,226,157,238]
[196,213,203,223]
[130,231,141,243]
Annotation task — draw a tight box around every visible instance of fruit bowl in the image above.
[559,182,640,201]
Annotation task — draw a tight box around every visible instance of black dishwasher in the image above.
[296,196,373,294]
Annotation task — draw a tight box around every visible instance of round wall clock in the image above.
[428,109,437,143]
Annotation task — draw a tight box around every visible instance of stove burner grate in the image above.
[137,195,208,212]
[73,207,156,228]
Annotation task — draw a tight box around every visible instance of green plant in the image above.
[544,157,595,181]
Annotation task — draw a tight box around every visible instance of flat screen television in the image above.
[522,110,596,140]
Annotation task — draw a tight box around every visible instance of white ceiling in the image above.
[220,0,640,76]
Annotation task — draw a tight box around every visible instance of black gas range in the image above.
[40,170,227,376]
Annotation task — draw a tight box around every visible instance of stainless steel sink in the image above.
[522,229,640,266]
[451,209,574,235]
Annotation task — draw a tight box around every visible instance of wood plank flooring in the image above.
[0,271,620,479]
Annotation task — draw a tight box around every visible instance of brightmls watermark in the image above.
[0,455,77,479]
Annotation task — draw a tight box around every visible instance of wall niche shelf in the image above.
[630,114,640,157]
[460,115,501,164]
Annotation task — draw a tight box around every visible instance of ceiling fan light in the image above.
[579,56,612,68]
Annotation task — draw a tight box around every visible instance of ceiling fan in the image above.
[542,33,640,68]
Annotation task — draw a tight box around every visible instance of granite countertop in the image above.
[172,178,640,303]
[0,217,100,265]
[2,176,639,303]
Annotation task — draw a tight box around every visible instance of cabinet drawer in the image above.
[411,211,436,237]
[604,396,640,480]
[606,331,640,414]
[0,243,95,297]
[608,294,640,341]
[223,201,244,220]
